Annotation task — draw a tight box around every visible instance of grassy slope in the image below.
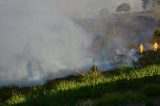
[0,65,160,106]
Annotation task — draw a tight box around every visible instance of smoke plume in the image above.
[0,0,154,86]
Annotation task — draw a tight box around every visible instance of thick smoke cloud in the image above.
[0,0,144,86]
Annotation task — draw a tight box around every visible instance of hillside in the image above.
[1,1,160,106]
[0,63,160,106]
[1,4,160,106]
[1,15,160,106]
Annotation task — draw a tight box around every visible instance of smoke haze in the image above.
[0,0,152,86]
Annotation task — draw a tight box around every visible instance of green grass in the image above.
[0,65,160,106]
[95,91,146,106]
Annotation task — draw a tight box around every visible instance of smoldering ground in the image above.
[0,0,156,86]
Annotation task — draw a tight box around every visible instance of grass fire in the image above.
[1,0,160,106]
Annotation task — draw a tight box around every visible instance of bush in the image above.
[116,3,131,13]
[152,29,160,42]
[138,50,160,66]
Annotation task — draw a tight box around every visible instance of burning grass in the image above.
[0,65,160,106]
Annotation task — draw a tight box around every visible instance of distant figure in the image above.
[90,65,98,72]
[139,44,145,54]
[153,42,159,51]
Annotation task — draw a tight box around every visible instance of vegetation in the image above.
[1,30,160,106]
[0,63,160,106]
[1,1,160,105]
[116,3,131,13]
[152,28,160,42]
[138,50,160,66]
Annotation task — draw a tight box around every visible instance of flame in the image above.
[153,42,159,51]
[139,44,145,54]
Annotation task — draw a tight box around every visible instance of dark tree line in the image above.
[142,0,160,10]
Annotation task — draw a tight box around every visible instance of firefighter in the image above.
[153,42,159,51]
[139,44,145,54]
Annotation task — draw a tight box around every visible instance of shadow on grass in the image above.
[13,75,160,106]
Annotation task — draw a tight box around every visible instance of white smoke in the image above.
[0,0,144,86]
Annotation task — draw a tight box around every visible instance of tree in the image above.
[116,3,131,13]
[152,29,160,42]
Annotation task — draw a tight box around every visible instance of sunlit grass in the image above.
[7,95,26,105]
[0,65,160,106]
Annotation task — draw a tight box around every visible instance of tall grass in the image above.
[0,65,160,106]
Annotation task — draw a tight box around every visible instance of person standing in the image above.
[153,42,159,51]
[139,44,145,53]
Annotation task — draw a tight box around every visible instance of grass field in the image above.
[0,64,160,106]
